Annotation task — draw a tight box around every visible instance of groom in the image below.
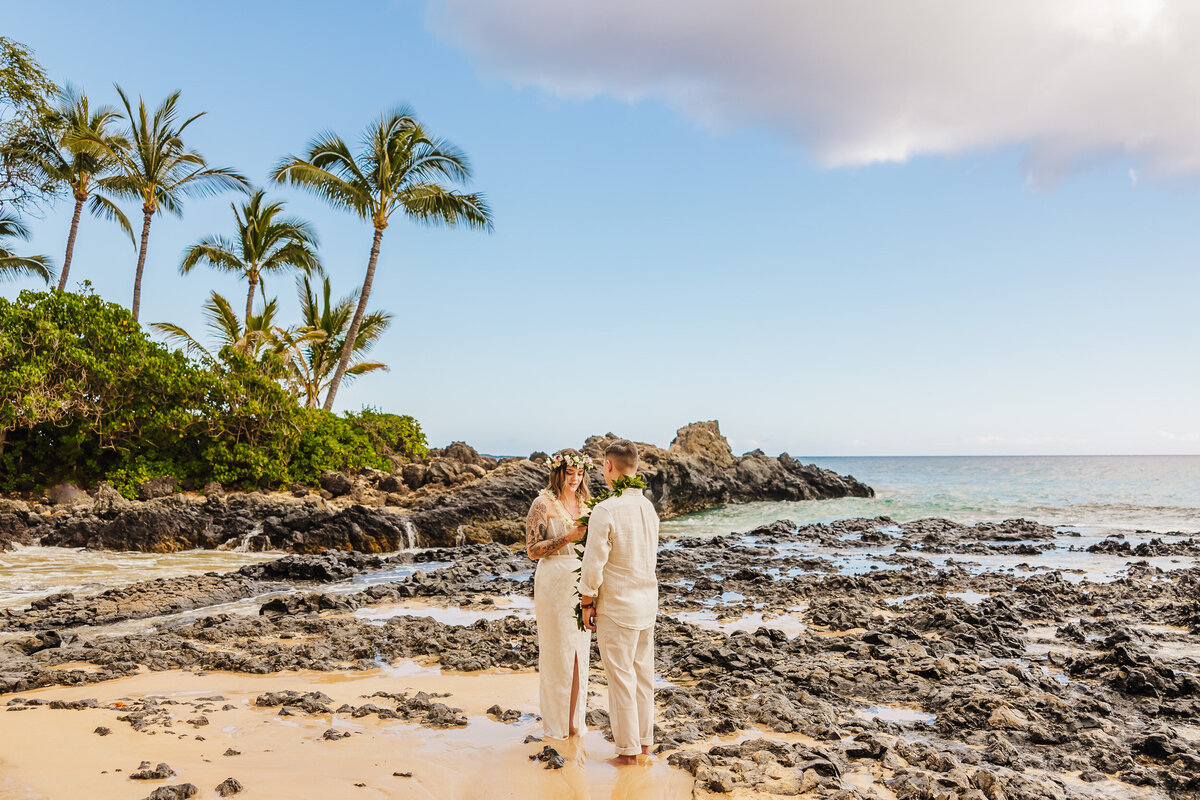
[579,439,660,766]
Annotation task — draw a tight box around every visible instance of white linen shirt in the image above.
[579,487,659,630]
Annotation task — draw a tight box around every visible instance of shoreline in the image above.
[0,422,874,554]
[1,514,1198,798]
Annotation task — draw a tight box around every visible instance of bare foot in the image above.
[608,754,638,767]
[641,745,653,756]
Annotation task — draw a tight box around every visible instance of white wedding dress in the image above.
[527,492,592,740]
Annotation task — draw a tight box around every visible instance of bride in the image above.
[525,448,593,741]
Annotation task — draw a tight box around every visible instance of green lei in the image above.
[573,474,649,630]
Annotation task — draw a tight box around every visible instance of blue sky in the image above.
[4,0,1198,456]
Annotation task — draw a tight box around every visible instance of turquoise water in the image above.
[662,455,1200,537]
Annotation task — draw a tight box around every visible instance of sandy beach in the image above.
[0,666,695,800]
[2,510,1198,799]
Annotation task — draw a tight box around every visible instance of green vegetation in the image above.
[0,38,490,491]
[272,107,492,409]
[291,276,391,408]
[0,36,59,211]
[15,86,134,289]
[179,189,320,325]
[0,289,427,496]
[0,212,51,282]
[100,87,249,320]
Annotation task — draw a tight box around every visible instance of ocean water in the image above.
[661,455,1200,537]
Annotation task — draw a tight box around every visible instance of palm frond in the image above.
[396,184,493,230]
[202,292,245,345]
[270,155,372,218]
[180,236,242,275]
[172,164,250,199]
[149,321,216,363]
[0,253,55,283]
[0,213,53,283]
[345,361,388,377]
[0,213,34,240]
[87,194,135,244]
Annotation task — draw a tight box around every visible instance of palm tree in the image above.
[151,290,320,366]
[290,275,391,408]
[180,189,321,325]
[271,107,492,410]
[100,87,248,320]
[16,86,133,290]
[0,212,53,283]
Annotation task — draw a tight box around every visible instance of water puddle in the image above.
[884,593,928,606]
[853,705,937,725]
[673,609,806,638]
[355,596,534,626]
[947,590,990,604]
[343,561,454,590]
[705,591,746,606]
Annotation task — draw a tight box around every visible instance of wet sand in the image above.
[0,665,692,800]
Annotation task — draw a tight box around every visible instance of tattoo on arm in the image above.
[529,532,571,558]
[526,501,569,559]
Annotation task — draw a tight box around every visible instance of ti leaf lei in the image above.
[572,474,648,630]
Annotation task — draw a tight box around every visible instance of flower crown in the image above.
[545,452,595,471]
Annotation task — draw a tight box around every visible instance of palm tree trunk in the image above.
[245,274,257,326]
[58,193,86,292]
[131,205,153,321]
[323,225,383,411]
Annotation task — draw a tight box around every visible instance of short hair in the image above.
[604,439,638,473]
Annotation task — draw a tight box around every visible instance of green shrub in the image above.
[289,408,390,484]
[0,289,427,493]
[348,407,428,461]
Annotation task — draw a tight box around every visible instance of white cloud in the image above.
[430,0,1200,182]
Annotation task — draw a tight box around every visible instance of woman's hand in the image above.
[565,524,586,543]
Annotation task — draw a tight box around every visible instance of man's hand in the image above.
[565,524,586,543]
[582,604,597,631]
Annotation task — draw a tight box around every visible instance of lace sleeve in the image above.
[526,496,571,560]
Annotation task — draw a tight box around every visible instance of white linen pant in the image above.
[595,614,654,756]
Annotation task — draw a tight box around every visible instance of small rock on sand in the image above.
[215,777,243,796]
[146,785,197,800]
[529,745,565,770]
[131,762,175,780]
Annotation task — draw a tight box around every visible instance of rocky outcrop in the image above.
[403,421,871,545]
[585,420,873,517]
[7,421,871,551]
[402,460,546,547]
[37,495,420,554]
[0,573,267,631]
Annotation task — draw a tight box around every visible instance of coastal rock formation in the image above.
[584,420,873,517]
[3,421,870,551]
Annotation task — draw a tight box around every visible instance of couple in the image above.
[524,439,659,766]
